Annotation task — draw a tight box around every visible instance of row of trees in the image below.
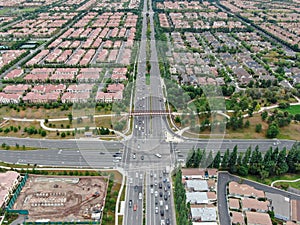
[185,142,300,179]
[174,168,192,225]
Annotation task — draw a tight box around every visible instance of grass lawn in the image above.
[242,173,300,186]
[282,105,300,115]
[145,73,150,85]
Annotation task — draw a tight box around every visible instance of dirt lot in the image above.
[13,175,108,222]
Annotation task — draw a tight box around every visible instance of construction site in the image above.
[13,175,108,222]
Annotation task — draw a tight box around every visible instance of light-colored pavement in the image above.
[271,178,300,187]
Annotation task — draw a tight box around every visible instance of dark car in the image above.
[129,200,132,208]
[164,194,168,201]
[159,192,163,197]
[134,185,138,192]
[159,182,162,189]
[166,218,170,225]
[141,155,144,160]
[160,209,164,217]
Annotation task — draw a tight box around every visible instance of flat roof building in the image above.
[186,180,209,192]
[191,207,217,222]
[266,192,290,221]
[186,192,208,205]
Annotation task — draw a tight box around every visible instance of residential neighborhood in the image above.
[0,0,299,225]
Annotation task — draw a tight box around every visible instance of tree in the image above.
[287,143,300,173]
[261,111,268,121]
[68,113,73,124]
[61,132,66,138]
[41,130,47,137]
[275,148,289,175]
[266,123,279,138]
[229,145,238,173]
[242,147,252,165]
[186,149,195,168]
[221,149,230,169]
[249,146,262,175]
[255,124,262,133]
[206,151,213,168]
[244,120,250,128]
[212,151,221,169]
[237,165,248,176]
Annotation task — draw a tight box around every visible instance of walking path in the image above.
[271,178,300,187]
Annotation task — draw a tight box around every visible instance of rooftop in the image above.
[185,180,209,191]
[246,211,272,225]
[190,207,217,222]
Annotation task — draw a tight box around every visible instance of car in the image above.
[150,188,154,194]
[155,207,158,214]
[139,174,143,179]
[155,191,158,197]
[167,191,170,196]
[159,200,163,206]
[166,218,170,225]
[129,178,133,184]
[134,185,138,192]
[164,195,168,201]
[159,183,162,189]
[161,220,165,225]
[133,204,137,211]
[159,192,163,197]
[163,178,167,183]
[160,209,164,216]
[141,155,144,160]
[159,173,163,178]
[139,192,142,200]
[150,172,153,177]
[129,200,132,208]
[167,184,171,189]
[133,153,136,159]
[164,187,167,192]
[165,205,168,211]
[155,200,158,205]
[99,152,105,154]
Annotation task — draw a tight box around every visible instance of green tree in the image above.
[212,151,221,169]
[261,111,268,121]
[221,149,230,169]
[275,148,289,175]
[41,130,47,137]
[255,124,262,133]
[242,146,252,166]
[229,145,238,173]
[61,132,66,138]
[266,123,279,138]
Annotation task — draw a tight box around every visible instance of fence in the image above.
[6,173,28,210]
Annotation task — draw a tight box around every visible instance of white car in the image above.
[155,207,158,214]
[155,191,158,197]
[150,188,154,194]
